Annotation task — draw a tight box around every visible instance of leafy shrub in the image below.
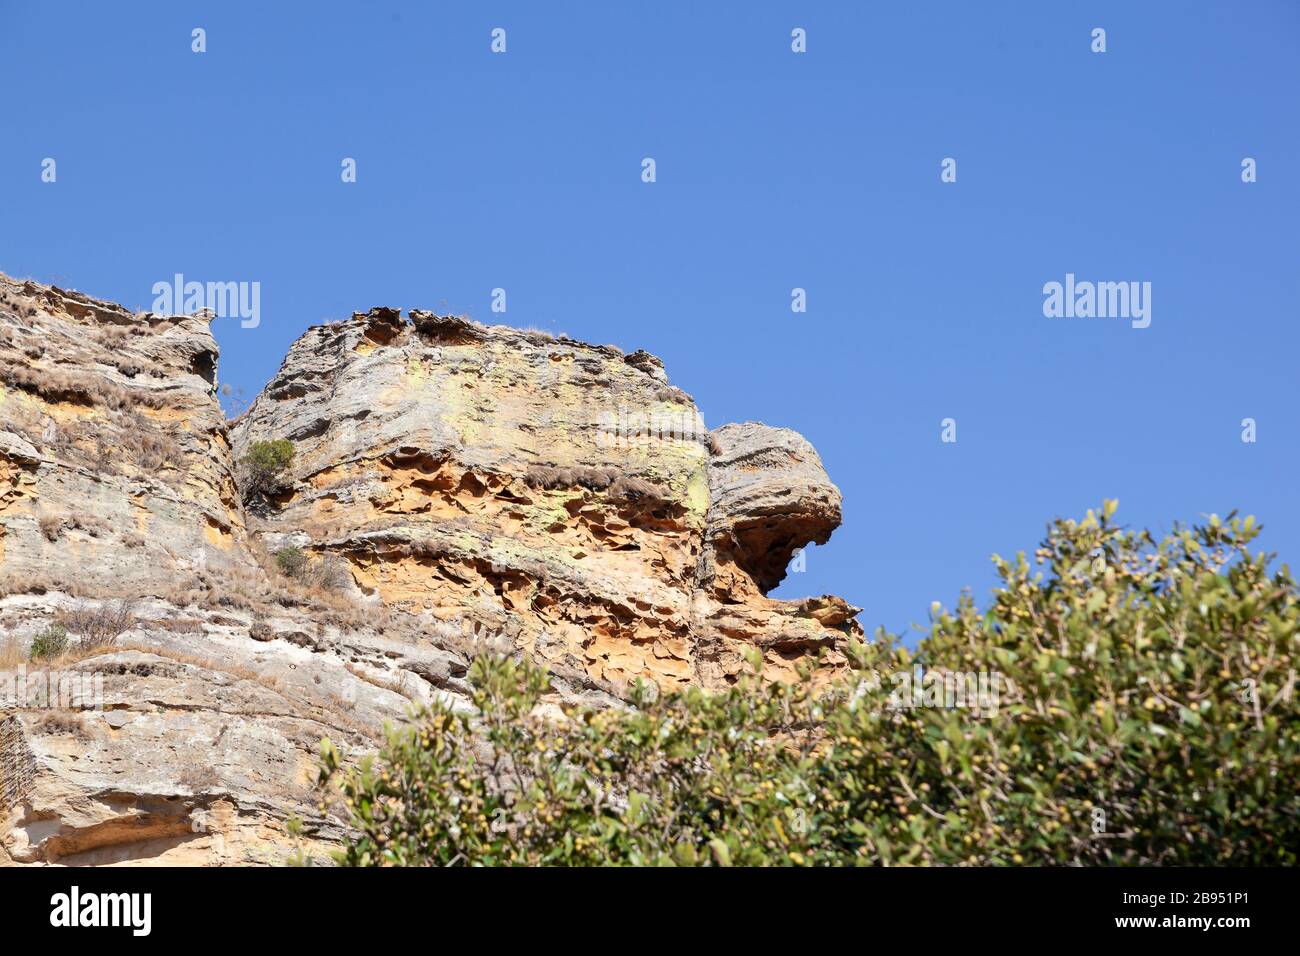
[320,504,1299,866]
[241,439,294,502]
[29,624,69,661]
[275,546,309,579]
[246,438,294,474]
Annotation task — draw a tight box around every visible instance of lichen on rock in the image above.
[0,272,859,865]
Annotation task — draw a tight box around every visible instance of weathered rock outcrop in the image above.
[0,273,859,865]
[0,276,249,595]
[231,306,859,689]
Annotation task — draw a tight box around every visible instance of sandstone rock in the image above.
[705,421,844,594]
[0,275,251,598]
[0,271,861,865]
[232,306,861,691]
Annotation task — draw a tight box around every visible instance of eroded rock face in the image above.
[705,422,844,595]
[0,592,492,865]
[0,276,250,596]
[232,306,860,690]
[0,273,859,865]
[694,422,859,685]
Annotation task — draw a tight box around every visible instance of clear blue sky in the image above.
[2,2,1296,637]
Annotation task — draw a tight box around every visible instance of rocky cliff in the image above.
[0,273,859,865]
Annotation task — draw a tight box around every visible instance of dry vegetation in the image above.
[0,631,24,669]
[0,361,171,413]
[0,391,182,486]
[344,662,420,700]
[31,710,89,739]
[516,325,564,345]
[56,599,137,653]
[150,540,373,635]
[523,464,666,503]
[0,574,88,600]
[0,284,173,422]
[119,412,181,472]
[76,639,287,695]
[37,511,63,542]
[34,511,113,543]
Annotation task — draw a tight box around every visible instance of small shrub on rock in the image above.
[240,439,294,503]
[29,624,69,661]
[275,546,309,579]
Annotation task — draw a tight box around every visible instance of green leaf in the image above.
[708,839,732,867]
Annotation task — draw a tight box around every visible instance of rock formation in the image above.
[0,272,859,865]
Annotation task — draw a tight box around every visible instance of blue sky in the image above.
[2,2,1296,637]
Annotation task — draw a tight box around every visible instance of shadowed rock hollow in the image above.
[0,273,860,865]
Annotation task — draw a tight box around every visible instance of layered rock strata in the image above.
[0,274,859,864]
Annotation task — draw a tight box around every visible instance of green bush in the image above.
[319,503,1299,866]
[246,439,294,474]
[275,546,309,579]
[241,439,294,501]
[29,624,69,661]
